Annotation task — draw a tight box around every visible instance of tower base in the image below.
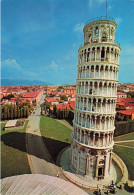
[60,147,117,190]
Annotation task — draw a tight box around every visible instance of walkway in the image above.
[56,119,73,130]
[26,95,59,176]
[114,144,134,149]
[115,140,134,143]
[114,139,134,149]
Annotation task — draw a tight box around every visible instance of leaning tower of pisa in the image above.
[71,17,121,181]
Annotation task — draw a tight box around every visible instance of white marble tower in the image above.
[71,17,121,181]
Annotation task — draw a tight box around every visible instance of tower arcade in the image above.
[71,17,121,180]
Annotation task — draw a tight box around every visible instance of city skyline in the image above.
[1,0,134,85]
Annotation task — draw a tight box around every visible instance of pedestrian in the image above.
[57,171,59,177]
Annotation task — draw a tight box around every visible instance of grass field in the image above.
[114,132,134,141]
[1,121,31,179]
[40,116,134,179]
[113,133,134,180]
[40,116,72,162]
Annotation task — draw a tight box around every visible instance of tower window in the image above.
[95,27,99,35]
[102,32,107,42]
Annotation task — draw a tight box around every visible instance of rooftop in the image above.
[1,174,88,195]
[45,97,58,102]
[5,120,17,128]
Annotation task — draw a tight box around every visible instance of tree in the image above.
[32,99,37,107]
[61,95,68,101]
[26,106,30,117]
[3,94,14,100]
[4,106,7,120]
[7,107,10,119]
[10,104,14,119]
[18,107,20,118]
[23,106,27,118]
[57,86,63,92]
[60,95,68,101]
[20,106,23,118]
[62,109,65,119]
[53,104,57,116]
[14,104,17,119]
[45,101,51,109]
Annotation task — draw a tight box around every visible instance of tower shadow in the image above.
[1,131,70,169]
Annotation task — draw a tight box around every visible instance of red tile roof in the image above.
[117,98,134,107]
[117,108,134,116]
[23,89,43,98]
[69,101,75,110]
[1,102,5,105]
[45,97,58,102]
[117,92,126,95]
[56,104,70,110]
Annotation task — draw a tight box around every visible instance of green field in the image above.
[40,116,72,162]
[40,117,134,179]
[1,121,31,179]
[114,139,134,180]
[114,132,134,141]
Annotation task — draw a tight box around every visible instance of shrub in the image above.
[114,120,134,137]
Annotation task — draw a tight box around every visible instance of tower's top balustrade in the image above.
[83,16,118,46]
[84,16,117,27]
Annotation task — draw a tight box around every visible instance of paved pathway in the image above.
[114,144,134,149]
[115,140,134,143]
[26,95,59,176]
[56,119,73,130]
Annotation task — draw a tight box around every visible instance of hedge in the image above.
[114,120,134,137]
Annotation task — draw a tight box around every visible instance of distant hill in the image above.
[1,79,51,86]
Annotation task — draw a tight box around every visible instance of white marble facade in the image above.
[71,17,121,180]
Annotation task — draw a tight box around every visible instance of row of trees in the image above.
[1,102,34,120]
[115,120,134,136]
[53,105,70,119]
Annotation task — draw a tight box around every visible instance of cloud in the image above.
[2,59,22,70]
[88,0,108,9]
[49,60,58,69]
[115,17,122,24]
[2,58,38,79]
[73,23,84,33]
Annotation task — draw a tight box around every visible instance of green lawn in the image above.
[113,145,134,180]
[40,116,72,143]
[1,121,31,179]
[114,132,134,141]
[40,116,72,162]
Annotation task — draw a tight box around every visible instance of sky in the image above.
[1,0,134,84]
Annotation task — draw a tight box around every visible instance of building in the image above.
[46,85,59,95]
[117,92,127,99]
[116,98,134,110]
[116,108,134,120]
[23,89,43,103]
[45,97,59,105]
[71,17,121,181]
[116,98,134,120]
[1,174,88,195]
[63,87,76,96]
